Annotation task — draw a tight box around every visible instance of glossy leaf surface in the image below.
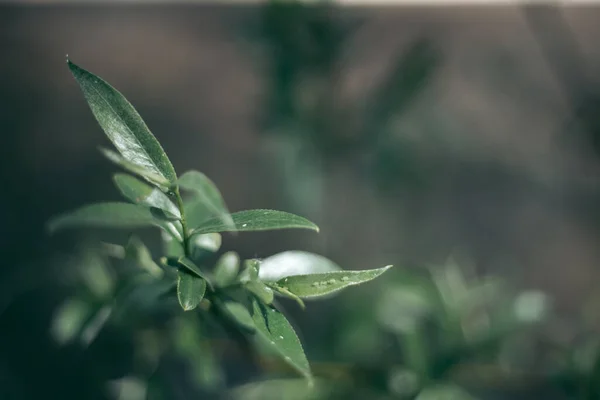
[177,271,206,311]
[69,61,177,183]
[251,297,311,380]
[275,266,393,299]
[191,210,319,236]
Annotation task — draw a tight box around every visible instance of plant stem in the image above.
[173,186,190,256]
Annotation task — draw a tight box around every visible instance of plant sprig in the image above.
[49,59,393,381]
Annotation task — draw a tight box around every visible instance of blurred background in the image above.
[2,1,600,399]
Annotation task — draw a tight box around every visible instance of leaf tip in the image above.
[181,303,197,312]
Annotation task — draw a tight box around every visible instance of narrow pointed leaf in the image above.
[177,271,206,311]
[114,174,180,220]
[99,147,170,190]
[214,252,240,287]
[48,202,160,233]
[68,61,177,184]
[191,210,319,236]
[275,266,394,299]
[259,251,342,282]
[251,297,312,380]
[178,170,234,229]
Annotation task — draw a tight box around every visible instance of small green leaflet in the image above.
[68,61,177,184]
[191,210,319,236]
[274,266,393,299]
[251,297,312,381]
[178,170,235,230]
[99,147,170,190]
[177,257,213,290]
[177,271,207,311]
[48,202,160,233]
[113,173,181,220]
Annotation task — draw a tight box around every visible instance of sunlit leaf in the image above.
[191,210,319,236]
[251,297,312,380]
[214,252,240,288]
[275,266,393,299]
[259,251,341,282]
[177,271,207,311]
[178,170,234,230]
[68,61,177,183]
[113,174,180,220]
[48,202,160,233]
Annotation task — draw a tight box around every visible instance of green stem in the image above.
[173,186,190,256]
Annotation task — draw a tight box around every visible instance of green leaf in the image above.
[214,252,240,287]
[251,297,312,380]
[48,202,160,233]
[162,230,184,258]
[113,173,180,220]
[275,265,393,299]
[178,170,234,229]
[246,281,274,305]
[99,147,170,190]
[229,379,333,400]
[416,384,477,400]
[177,257,211,287]
[177,271,207,311]
[124,236,163,278]
[173,316,224,390]
[266,283,305,309]
[214,296,255,332]
[191,210,319,236]
[259,251,342,282]
[68,61,177,184]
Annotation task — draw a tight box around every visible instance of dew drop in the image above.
[270,341,275,345]
[279,335,284,339]
[327,279,336,285]
[284,356,291,361]
[242,223,247,228]
[341,276,350,282]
